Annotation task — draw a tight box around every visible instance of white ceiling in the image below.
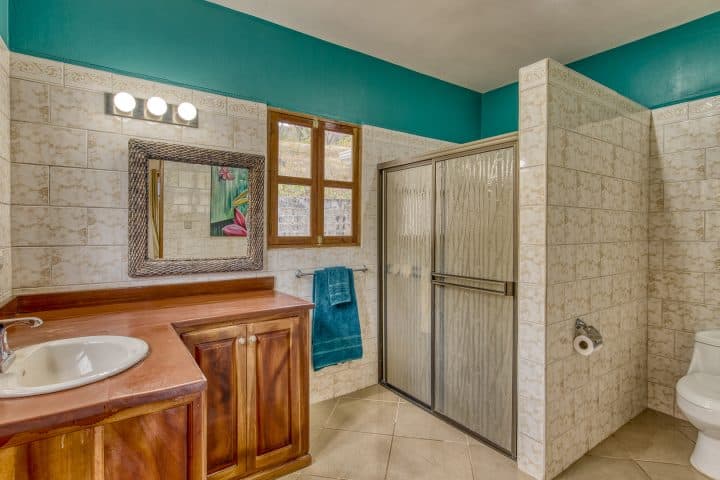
[208,0,719,92]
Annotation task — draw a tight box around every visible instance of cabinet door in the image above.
[182,325,248,479]
[246,317,304,471]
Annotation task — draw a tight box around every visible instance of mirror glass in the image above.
[147,159,251,260]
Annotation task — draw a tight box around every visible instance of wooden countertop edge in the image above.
[0,377,207,443]
[0,281,314,441]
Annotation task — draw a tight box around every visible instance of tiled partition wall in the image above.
[6,52,452,402]
[647,95,720,417]
[0,39,10,303]
[518,59,650,479]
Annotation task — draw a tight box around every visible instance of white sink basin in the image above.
[0,336,149,398]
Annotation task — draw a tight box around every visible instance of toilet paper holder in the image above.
[574,318,603,355]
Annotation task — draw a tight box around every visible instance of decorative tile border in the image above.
[193,91,227,114]
[10,53,63,85]
[64,64,112,92]
[547,59,647,122]
[519,59,549,92]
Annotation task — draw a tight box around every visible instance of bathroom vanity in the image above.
[0,277,313,480]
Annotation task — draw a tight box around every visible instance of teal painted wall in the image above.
[480,83,517,139]
[481,11,720,137]
[0,0,8,45]
[7,1,720,141]
[8,0,483,143]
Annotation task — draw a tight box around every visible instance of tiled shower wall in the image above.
[0,39,10,303]
[518,59,650,480]
[6,52,452,402]
[647,95,720,417]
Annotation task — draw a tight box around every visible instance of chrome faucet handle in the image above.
[0,317,43,373]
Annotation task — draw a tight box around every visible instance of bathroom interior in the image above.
[0,1,719,480]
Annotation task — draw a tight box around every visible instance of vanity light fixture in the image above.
[105,92,199,128]
[113,92,136,113]
[146,96,168,117]
[177,102,198,122]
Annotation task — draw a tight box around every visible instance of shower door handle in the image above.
[431,273,514,296]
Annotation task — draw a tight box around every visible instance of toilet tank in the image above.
[688,330,720,375]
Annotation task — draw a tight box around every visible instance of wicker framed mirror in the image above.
[128,139,265,277]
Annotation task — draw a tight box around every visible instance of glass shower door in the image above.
[433,147,516,452]
[382,164,433,405]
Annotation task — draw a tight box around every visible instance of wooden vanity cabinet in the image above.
[182,324,249,479]
[181,313,309,480]
[0,393,205,480]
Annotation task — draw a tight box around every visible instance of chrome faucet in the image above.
[0,317,43,373]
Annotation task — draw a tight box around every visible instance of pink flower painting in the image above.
[217,166,235,181]
[222,208,248,237]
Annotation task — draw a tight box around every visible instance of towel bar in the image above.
[295,265,368,278]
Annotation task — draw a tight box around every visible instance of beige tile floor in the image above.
[559,409,708,480]
[282,385,707,480]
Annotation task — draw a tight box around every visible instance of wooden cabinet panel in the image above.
[179,312,310,480]
[0,397,202,480]
[182,325,247,479]
[247,317,303,471]
[27,429,98,479]
[0,447,27,480]
[255,330,292,455]
[104,406,188,480]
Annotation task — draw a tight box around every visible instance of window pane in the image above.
[324,130,353,181]
[278,184,311,236]
[324,187,352,236]
[278,122,312,178]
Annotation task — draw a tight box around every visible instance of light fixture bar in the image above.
[104,93,199,128]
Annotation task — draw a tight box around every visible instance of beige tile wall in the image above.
[518,59,650,480]
[517,58,549,480]
[6,53,453,402]
[0,38,9,303]
[647,95,720,418]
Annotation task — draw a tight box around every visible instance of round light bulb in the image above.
[177,102,197,122]
[113,92,136,113]
[146,96,168,117]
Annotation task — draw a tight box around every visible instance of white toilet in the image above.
[677,329,720,480]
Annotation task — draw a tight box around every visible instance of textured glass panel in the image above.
[323,187,352,236]
[324,131,353,181]
[278,122,311,178]
[383,165,432,404]
[434,286,514,450]
[435,147,515,280]
[278,184,310,236]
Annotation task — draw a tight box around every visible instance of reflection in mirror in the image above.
[128,139,264,276]
[147,160,251,260]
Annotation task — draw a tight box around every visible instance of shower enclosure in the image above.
[378,135,517,456]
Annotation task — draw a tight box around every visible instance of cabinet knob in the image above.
[238,337,246,345]
[248,335,258,344]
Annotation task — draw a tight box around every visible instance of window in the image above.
[268,110,361,247]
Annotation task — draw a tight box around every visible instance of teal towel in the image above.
[327,266,351,306]
[312,267,363,371]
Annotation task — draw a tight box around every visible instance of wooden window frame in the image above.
[268,109,361,248]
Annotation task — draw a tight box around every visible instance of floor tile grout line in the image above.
[467,439,477,480]
[383,433,395,480]
[392,401,399,436]
[319,423,471,444]
[321,398,341,428]
[632,459,655,480]
[322,426,395,437]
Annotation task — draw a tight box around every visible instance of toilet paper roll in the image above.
[574,334,602,356]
